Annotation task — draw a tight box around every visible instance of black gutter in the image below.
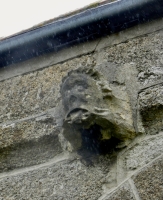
[0,0,163,68]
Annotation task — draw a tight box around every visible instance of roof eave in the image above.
[0,0,163,68]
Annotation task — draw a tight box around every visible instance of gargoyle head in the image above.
[61,68,112,127]
[61,67,136,153]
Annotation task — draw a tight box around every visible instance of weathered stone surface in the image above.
[102,182,136,200]
[99,30,163,87]
[0,132,62,172]
[138,84,163,134]
[96,30,163,136]
[119,133,163,177]
[0,115,62,172]
[132,155,163,200]
[0,115,58,148]
[0,54,96,123]
[139,84,163,111]
[0,156,111,200]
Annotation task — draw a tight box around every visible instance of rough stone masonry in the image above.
[1,18,163,199]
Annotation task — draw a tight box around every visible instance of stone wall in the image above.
[1,19,163,199]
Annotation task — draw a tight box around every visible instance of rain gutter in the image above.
[0,0,163,68]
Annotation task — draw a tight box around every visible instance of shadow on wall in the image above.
[0,132,62,172]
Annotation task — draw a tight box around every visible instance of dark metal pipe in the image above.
[0,0,163,67]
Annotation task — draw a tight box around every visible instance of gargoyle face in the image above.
[61,73,108,128]
[61,70,136,153]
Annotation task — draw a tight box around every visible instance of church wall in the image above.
[0,19,163,199]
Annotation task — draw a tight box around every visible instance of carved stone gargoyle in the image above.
[61,67,137,154]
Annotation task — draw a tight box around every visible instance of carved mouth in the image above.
[63,107,129,153]
[65,108,91,125]
[65,107,112,132]
[65,108,113,139]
